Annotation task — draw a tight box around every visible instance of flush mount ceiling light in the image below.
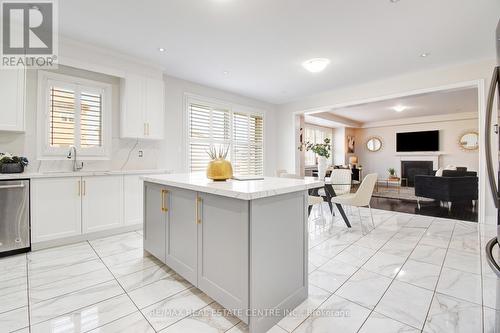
[420,52,430,57]
[223,71,229,75]
[302,58,330,73]
[158,47,166,52]
[389,0,400,2]
[392,105,407,112]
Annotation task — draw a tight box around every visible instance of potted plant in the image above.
[298,138,331,179]
[206,145,233,181]
[387,167,398,180]
[0,153,29,174]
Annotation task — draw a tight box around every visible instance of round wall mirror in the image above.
[366,137,382,152]
[459,132,479,151]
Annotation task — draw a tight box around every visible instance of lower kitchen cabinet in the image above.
[31,173,163,246]
[165,186,198,285]
[124,175,144,225]
[197,192,249,315]
[31,177,82,243]
[143,183,250,320]
[82,175,123,233]
[143,182,167,262]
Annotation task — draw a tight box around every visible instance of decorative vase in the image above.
[0,162,24,174]
[317,156,327,180]
[206,159,233,181]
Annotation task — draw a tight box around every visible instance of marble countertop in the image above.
[0,169,169,180]
[142,173,324,200]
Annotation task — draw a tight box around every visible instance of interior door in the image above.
[165,187,198,285]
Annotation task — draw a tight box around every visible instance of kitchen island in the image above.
[142,173,323,333]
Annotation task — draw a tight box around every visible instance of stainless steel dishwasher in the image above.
[0,179,30,256]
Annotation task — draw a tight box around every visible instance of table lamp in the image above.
[349,156,358,167]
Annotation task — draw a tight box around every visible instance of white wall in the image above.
[333,127,345,165]
[0,65,162,173]
[353,114,479,178]
[0,39,278,177]
[161,75,278,176]
[276,59,497,224]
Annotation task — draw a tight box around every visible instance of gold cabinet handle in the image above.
[161,189,169,212]
[78,180,81,196]
[196,195,202,224]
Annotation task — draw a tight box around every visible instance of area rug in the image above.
[372,185,433,202]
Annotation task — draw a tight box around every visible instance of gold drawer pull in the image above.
[196,196,202,224]
[161,189,169,212]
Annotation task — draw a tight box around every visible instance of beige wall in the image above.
[275,58,496,224]
[353,116,479,178]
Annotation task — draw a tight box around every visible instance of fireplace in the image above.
[401,161,434,187]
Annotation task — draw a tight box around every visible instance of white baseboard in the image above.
[31,224,143,251]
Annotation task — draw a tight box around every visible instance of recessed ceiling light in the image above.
[420,52,430,57]
[389,0,400,3]
[302,58,330,73]
[223,71,229,75]
[392,105,407,112]
[158,47,166,52]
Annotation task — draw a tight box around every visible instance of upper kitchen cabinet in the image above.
[0,68,25,132]
[120,74,164,140]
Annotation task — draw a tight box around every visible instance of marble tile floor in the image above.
[0,203,499,333]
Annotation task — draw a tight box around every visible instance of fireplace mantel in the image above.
[396,152,443,172]
[395,152,444,157]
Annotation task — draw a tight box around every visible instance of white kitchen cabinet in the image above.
[0,68,25,132]
[123,174,144,225]
[143,182,167,262]
[31,177,82,243]
[120,74,164,140]
[81,175,123,233]
[144,78,164,140]
[165,186,198,285]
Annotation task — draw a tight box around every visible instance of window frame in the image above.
[184,93,265,175]
[37,71,112,160]
[304,124,333,167]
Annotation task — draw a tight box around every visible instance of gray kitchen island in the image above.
[142,173,323,333]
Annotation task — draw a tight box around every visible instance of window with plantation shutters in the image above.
[186,97,264,176]
[39,71,111,158]
[232,113,263,176]
[188,102,231,172]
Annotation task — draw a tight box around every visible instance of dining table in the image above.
[308,177,355,228]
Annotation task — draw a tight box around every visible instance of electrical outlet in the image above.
[138,150,143,158]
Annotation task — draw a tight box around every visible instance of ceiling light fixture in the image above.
[389,0,400,3]
[392,105,407,112]
[158,47,166,52]
[302,58,330,73]
[420,52,430,57]
[223,71,229,75]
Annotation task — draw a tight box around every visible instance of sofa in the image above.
[414,169,478,211]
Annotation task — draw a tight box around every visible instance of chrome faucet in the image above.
[67,146,84,171]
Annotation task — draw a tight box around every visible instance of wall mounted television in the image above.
[396,130,439,152]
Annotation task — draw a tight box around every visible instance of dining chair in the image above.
[317,168,352,214]
[330,173,378,228]
[279,173,324,217]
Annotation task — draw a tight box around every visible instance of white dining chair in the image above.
[279,173,324,217]
[317,168,352,214]
[330,173,378,228]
